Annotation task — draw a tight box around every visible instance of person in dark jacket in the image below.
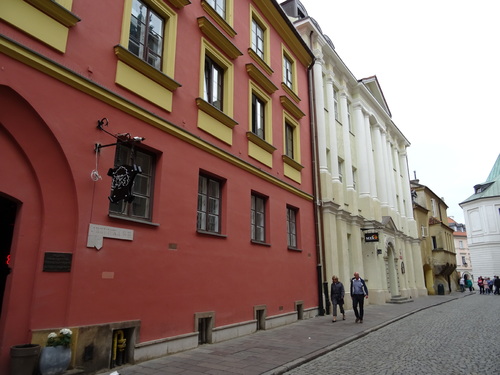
[350,272,369,323]
[330,276,345,322]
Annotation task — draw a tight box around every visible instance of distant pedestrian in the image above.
[330,276,345,322]
[350,272,369,323]
[459,276,465,292]
[493,276,500,295]
[487,278,493,294]
[466,277,473,292]
[478,277,484,294]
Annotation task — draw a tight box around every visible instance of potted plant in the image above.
[39,328,72,375]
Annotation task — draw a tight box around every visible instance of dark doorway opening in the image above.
[0,195,17,318]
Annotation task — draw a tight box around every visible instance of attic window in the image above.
[474,182,493,194]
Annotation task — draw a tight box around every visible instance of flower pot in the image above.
[39,346,71,375]
[10,344,41,375]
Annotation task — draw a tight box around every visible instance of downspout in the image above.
[307,29,329,316]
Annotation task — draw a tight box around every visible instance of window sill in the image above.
[197,17,241,59]
[246,63,277,94]
[114,45,181,91]
[251,240,271,247]
[282,155,304,171]
[248,49,274,75]
[109,213,160,227]
[196,98,238,129]
[287,247,302,252]
[247,132,276,154]
[281,82,300,104]
[280,95,305,119]
[201,0,236,38]
[196,230,227,238]
[25,0,80,27]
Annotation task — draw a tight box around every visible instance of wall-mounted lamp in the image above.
[377,249,383,255]
[94,118,145,152]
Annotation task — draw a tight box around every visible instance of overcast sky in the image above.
[296,0,500,223]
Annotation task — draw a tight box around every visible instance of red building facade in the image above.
[0,0,317,373]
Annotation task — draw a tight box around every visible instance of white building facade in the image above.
[282,1,427,307]
[460,154,500,281]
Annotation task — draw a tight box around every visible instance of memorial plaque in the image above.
[43,252,73,272]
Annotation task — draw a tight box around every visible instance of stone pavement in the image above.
[100,292,471,375]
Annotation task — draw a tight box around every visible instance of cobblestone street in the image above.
[285,293,499,375]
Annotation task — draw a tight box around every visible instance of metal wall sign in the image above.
[364,232,379,242]
[43,252,73,272]
[87,224,134,250]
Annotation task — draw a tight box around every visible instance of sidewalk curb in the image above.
[262,294,469,375]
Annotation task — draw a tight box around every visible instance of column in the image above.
[372,124,388,207]
[312,56,328,173]
[325,74,340,181]
[353,103,370,197]
[339,91,353,189]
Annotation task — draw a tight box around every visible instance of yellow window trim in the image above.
[24,0,80,27]
[283,111,301,165]
[196,98,238,129]
[114,45,181,91]
[246,63,277,95]
[167,0,191,9]
[282,45,299,98]
[247,132,277,154]
[199,38,234,118]
[249,81,273,144]
[283,155,304,171]
[197,16,242,60]
[0,34,314,201]
[281,82,301,104]
[201,0,236,38]
[249,5,271,66]
[280,95,304,119]
[252,0,312,67]
[247,49,274,76]
[119,0,177,78]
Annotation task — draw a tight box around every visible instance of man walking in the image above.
[350,272,369,323]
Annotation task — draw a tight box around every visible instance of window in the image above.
[129,0,164,70]
[333,87,339,121]
[285,122,294,159]
[287,206,298,248]
[338,159,344,182]
[204,55,224,110]
[251,19,264,59]
[347,101,352,133]
[352,168,357,190]
[283,55,293,89]
[431,236,437,250]
[251,194,266,242]
[461,256,466,265]
[252,93,265,139]
[197,175,222,233]
[207,0,226,19]
[109,144,155,221]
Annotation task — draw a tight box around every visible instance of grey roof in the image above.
[461,154,500,204]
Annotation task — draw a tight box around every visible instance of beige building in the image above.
[448,218,473,286]
[282,1,427,308]
[411,181,457,294]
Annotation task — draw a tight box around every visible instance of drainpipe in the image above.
[307,30,329,316]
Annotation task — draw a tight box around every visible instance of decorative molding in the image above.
[166,0,191,9]
[247,49,274,76]
[196,98,238,129]
[246,132,277,154]
[279,95,305,119]
[282,155,304,171]
[24,0,80,27]
[197,17,241,59]
[281,83,301,104]
[200,0,236,38]
[246,63,278,95]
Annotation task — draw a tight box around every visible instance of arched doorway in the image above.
[385,242,400,297]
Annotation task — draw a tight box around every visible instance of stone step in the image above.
[387,295,414,304]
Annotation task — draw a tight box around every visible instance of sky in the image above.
[295,0,500,223]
